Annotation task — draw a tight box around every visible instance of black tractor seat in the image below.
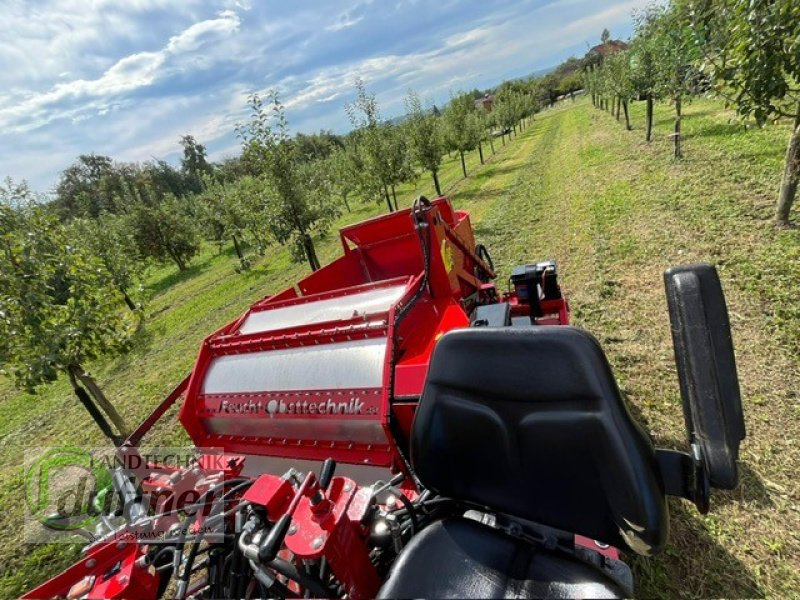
[379,518,625,599]
[379,327,668,599]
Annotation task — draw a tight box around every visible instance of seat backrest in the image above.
[411,327,668,556]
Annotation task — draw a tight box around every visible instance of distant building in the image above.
[475,93,494,112]
[587,39,629,58]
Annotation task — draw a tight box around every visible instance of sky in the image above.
[0,0,650,192]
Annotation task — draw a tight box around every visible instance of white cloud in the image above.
[0,0,202,86]
[279,0,648,118]
[0,9,241,134]
[166,10,241,54]
[326,15,364,32]
[0,0,649,191]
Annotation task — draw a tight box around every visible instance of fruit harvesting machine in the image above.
[25,196,746,599]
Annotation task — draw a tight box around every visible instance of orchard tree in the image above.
[234,175,273,256]
[128,194,199,271]
[560,72,585,101]
[198,179,251,268]
[689,0,800,225]
[651,3,698,158]
[387,124,417,210]
[146,159,191,201]
[0,202,135,444]
[585,67,601,108]
[483,108,497,156]
[630,5,664,142]
[71,214,144,311]
[493,90,521,145]
[536,73,562,108]
[53,154,131,219]
[326,147,359,212]
[474,108,490,164]
[180,135,213,194]
[0,177,32,207]
[198,183,230,254]
[405,90,445,196]
[294,130,344,162]
[345,79,398,212]
[444,92,483,178]
[237,91,338,270]
[606,51,635,130]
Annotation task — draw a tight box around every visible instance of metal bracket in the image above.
[655,445,710,514]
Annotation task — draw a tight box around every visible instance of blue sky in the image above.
[0,0,649,192]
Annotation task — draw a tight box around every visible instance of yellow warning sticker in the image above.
[441,239,455,273]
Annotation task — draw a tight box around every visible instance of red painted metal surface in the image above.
[22,532,159,600]
[179,197,497,471]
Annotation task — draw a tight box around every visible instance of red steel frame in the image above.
[24,197,576,600]
[178,197,503,472]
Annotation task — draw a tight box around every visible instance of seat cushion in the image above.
[411,327,668,555]
[378,518,624,599]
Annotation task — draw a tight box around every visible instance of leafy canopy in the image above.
[0,203,137,392]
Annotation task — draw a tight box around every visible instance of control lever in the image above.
[257,459,339,561]
[258,514,292,562]
[318,458,336,491]
[370,472,405,501]
[258,472,313,562]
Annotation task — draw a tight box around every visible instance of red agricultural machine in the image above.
[25,197,745,599]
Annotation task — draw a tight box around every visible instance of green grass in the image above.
[2,97,799,598]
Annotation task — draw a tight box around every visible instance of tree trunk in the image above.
[382,184,393,212]
[616,97,621,121]
[501,134,506,147]
[69,365,129,439]
[478,142,484,165]
[232,234,243,260]
[67,369,122,445]
[120,288,136,311]
[391,185,398,211]
[623,100,631,131]
[646,94,654,142]
[795,102,800,131]
[674,96,683,159]
[489,136,495,155]
[776,123,800,226]
[302,232,321,271]
[459,150,467,178]
[432,170,442,196]
[168,246,187,271]
[342,192,351,213]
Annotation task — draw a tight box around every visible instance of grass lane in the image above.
[474,98,798,598]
